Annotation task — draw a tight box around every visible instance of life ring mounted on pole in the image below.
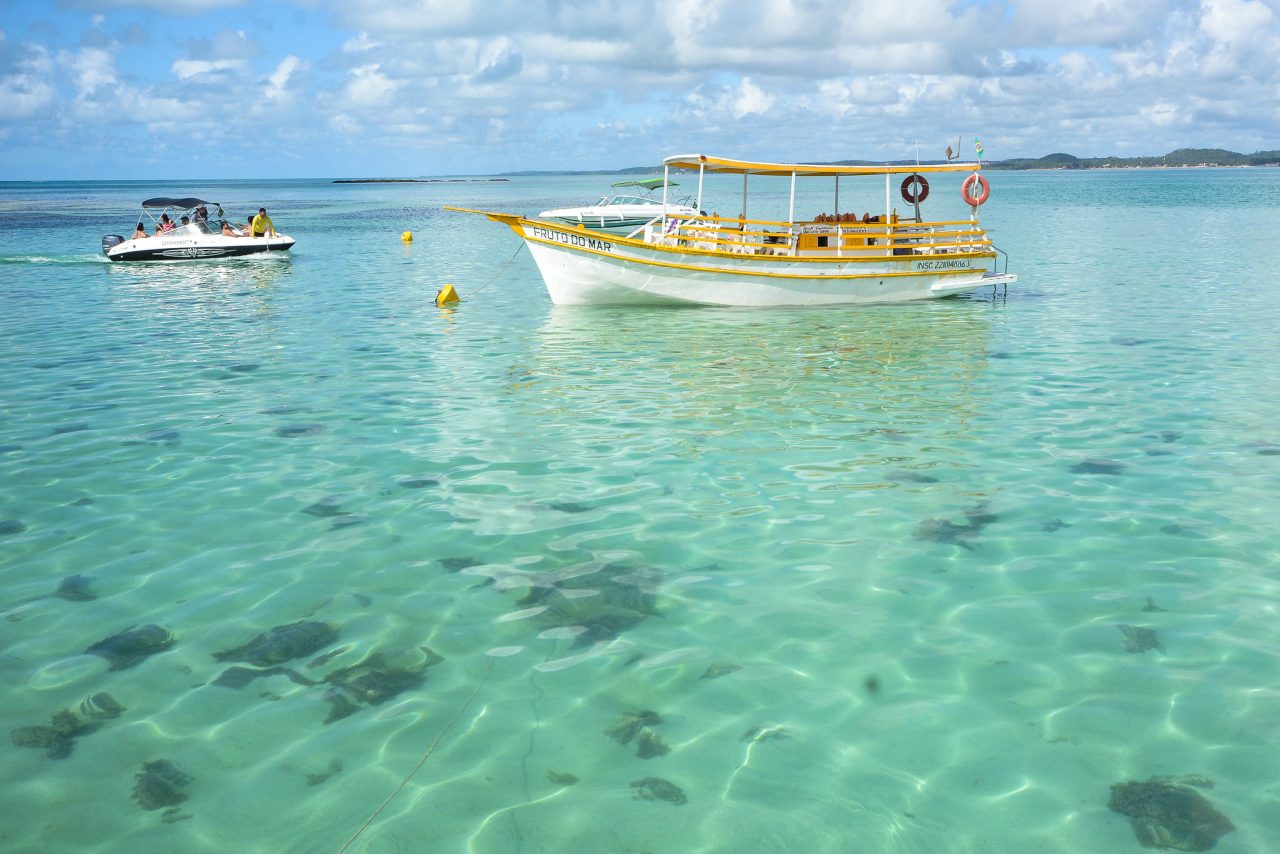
[961,174,990,206]
[900,174,929,205]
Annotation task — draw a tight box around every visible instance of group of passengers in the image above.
[131,207,279,240]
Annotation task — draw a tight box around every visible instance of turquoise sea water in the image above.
[1,168,1278,852]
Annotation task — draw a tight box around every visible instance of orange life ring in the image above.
[900,174,930,204]
[961,174,990,206]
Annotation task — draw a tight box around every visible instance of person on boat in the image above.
[221,220,241,237]
[193,205,208,223]
[132,222,148,240]
[156,214,175,235]
[180,216,190,227]
[251,208,278,238]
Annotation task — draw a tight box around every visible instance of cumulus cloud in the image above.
[472,38,523,84]
[0,45,57,119]
[1198,0,1279,78]
[1008,0,1174,46]
[343,63,398,107]
[268,56,302,92]
[6,0,1280,177]
[730,77,774,119]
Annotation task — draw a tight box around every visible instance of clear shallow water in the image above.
[1,170,1278,852]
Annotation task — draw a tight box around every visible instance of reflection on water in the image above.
[103,252,293,292]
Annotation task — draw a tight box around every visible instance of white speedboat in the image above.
[102,197,295,262]
[452,153,1016,307]
[538,178,701,235]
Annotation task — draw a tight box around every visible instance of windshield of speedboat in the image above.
[171,221,213,236]
[606,195,663,207]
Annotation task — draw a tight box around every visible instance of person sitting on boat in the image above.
[251,208,278,238]
[180,216,190,227]
[193,206,208,223]
[132,222,148,240]
[155,214,175,235]
[221,220,241,237]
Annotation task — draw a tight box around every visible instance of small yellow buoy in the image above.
[435,284,460,306]
[401,230,413,243]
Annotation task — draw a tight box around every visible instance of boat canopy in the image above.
[610,178,677,190]
[661,154,981,177]
[141,197,215,209]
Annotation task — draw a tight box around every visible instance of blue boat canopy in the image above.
[141,197,214,209]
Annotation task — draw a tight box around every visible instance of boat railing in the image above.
[647,214,994,258]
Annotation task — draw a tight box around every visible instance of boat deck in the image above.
[643,213,994,260]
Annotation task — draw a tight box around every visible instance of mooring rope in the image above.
[336,657,495,853]
[511,652,550,854]
[464,241,525,300]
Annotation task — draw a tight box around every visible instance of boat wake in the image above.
[0,254,110,266]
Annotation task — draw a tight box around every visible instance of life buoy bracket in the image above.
[961,174,991,206]
[900,174,930,205]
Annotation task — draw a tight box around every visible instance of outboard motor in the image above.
[102,234,125,257]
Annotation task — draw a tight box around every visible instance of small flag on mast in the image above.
[975,137,985,158]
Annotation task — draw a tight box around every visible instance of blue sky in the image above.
[2,0,1277,179]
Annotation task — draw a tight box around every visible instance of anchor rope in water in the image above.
[336,657,495,853]
[511,649,552,854]
[463,241,525,300]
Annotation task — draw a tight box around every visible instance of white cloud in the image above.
[67,48,118,96]
[342,32,382,53]
[0,45,56,120]
[1199,0,1275,45]
[172,58,245,79]
[1140,99,1185,127]
[343,63,398,106]
[5,0,1280,177]
[336,0,534,35]
[1198,0,1279,78]
[471,37,523,84]
[265,55,303,102]
[731,77,774,119]
[1009,0,1174,46]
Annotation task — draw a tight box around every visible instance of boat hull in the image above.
[105,234,295,262]
[519,221,1014,307]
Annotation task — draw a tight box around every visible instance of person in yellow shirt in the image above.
[251,208,277,238]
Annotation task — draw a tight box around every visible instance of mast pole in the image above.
[662,163,670,232]
[788,171,796,225]
[884,171,892,256]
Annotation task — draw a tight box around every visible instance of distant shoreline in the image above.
[332,178,510,184]
[493,147,1280,176]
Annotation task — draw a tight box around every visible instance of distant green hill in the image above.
[495,148,1280,178]
[987,148,1280,169]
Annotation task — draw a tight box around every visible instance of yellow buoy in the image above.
[401,231,413,243]
[435,284,460,306]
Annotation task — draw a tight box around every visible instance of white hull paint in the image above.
[522,222,1013,307]
[106,232,295,262]
[452,152,1017,308]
